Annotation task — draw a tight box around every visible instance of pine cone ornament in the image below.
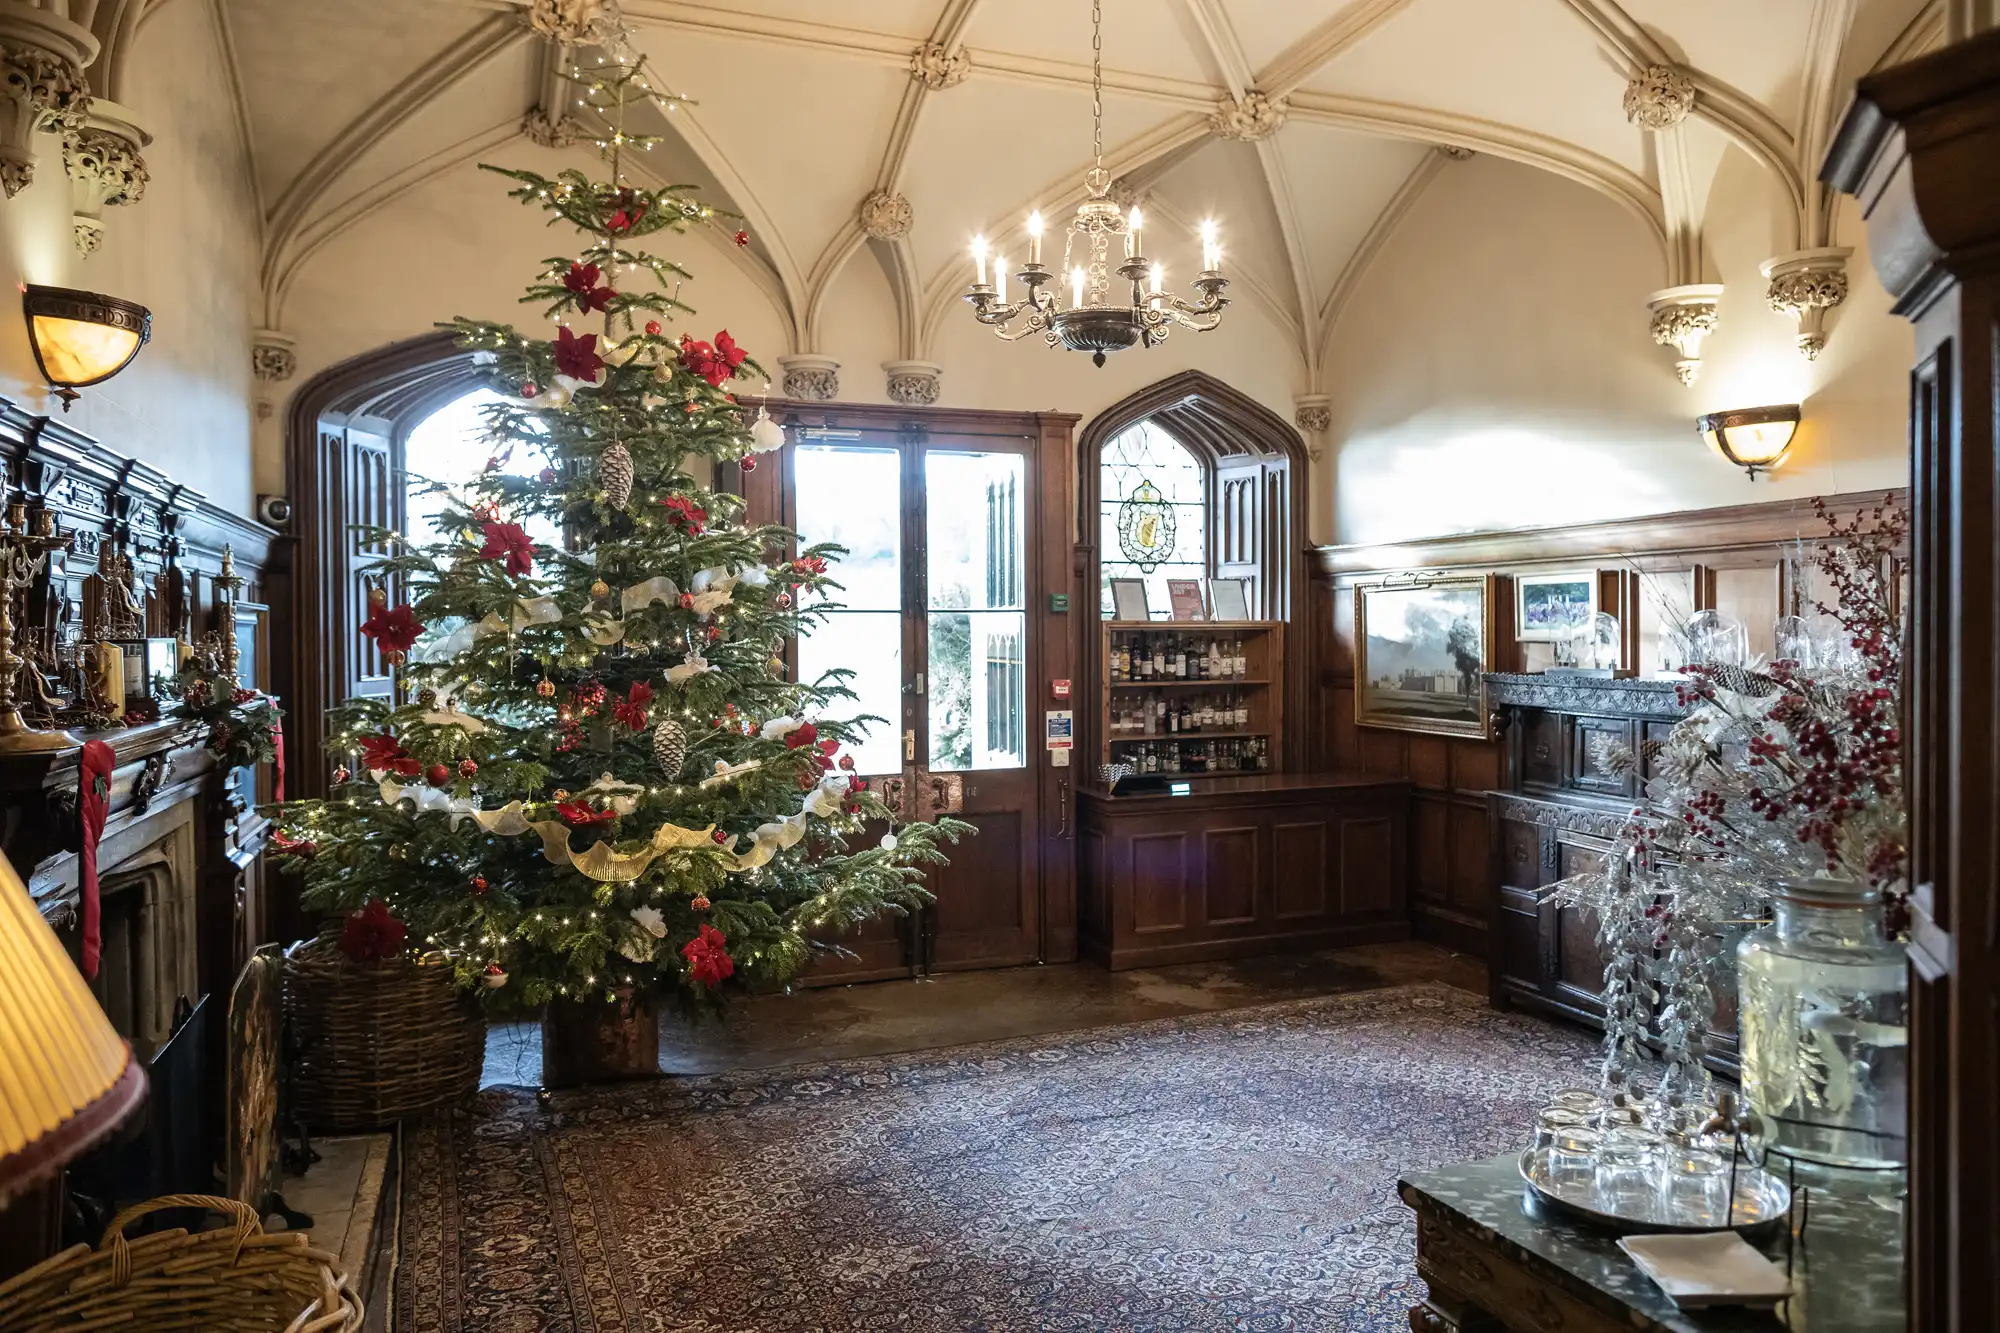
[652,719,687,776]
[600,442,635,508]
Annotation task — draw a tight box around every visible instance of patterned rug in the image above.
[395,983,1595,1332]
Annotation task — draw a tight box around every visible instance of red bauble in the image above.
[710,828,728,844]
[458,758,479,777]
[332,764,351,784]
[645,320,662,336]
[539,467,557,484]
[690,895,711,911]
[471,875,488,894]
[705,625,721,642]
[678,592,695,610]
[733,229,750,247]
[426,763,451,787]
[521,381,539,398]
[739,456,757,473]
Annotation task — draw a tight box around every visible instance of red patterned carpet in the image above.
[394,984,1594,1332]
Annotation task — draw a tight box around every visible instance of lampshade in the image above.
[1697,403,1801,479]
[0,847,144,1206]
[21,285,152,412]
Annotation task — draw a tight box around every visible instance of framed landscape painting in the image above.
[1515,570,1597,641]
[1355,575,1495,740]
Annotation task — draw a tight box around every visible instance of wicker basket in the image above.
[283,932,485,1132]
[0,1194,362,1332]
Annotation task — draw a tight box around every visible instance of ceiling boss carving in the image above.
[859,189,913,242]
[910,42,970,90]
[1760,248,1851,360]
[1210,91,1289,142]
[527,0,609,44]
[1621,63,1696,130]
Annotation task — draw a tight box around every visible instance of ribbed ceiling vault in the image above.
[207,0,1941,389]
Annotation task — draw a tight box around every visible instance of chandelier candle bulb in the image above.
[1027,210,1044,264]
[1072,267,1087,308]
[971,234,989,287]
[1200,219,1220,272]
[1127,207,1142,258]
[993,254,1007,296]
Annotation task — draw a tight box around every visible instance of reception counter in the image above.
[1077,773,1411,970]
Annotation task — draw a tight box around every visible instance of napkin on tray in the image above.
[1617,1232,1792,1308]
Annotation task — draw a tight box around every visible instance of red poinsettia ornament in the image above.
[660,494,707,533]
[677,330,747,387]
[358,732,421,777]
[359,601,423,656]
[561,261,614,312]
[554,325,606,382]
[682,923,735,988]
[479,520,536,575]
[783,721,818,750]
[612,681,652,730]
[556,800,618,827]
[340,900,406,963]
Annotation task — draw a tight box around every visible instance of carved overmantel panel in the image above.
[0,395,277,1048]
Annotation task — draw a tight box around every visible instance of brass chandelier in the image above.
[963,0,1229,366]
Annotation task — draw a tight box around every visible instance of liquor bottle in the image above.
[1151,638,1166,679]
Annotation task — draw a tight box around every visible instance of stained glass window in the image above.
[1099,420,1206,617]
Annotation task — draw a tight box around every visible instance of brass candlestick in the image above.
[216,544,243,680]
[0,504,79,753]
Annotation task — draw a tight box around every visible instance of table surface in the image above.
[1399,1153,1906,1332]
[1080,771,1407,802]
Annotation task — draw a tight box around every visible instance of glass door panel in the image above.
[794,444,902,776]
[924,451,1026,772]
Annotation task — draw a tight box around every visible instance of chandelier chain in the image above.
[1091,0,1103,170]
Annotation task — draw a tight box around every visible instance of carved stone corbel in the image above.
[1646,283,1724,386]
[1293,394,1330,463]
[65,98,149,256]
[883,360,941,407]
[1760,247,1851,360]
[776,353,839,402]
[251,329,297,384]
[520,107,580,149]
[0,7,95,198]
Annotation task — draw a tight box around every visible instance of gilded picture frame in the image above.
[1354,574,1496,740]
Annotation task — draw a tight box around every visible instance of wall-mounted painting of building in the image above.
[1515,570,1597,641]
[1355,575,1494,740]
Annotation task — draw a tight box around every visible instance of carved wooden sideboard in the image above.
[1479,673,1749,1073]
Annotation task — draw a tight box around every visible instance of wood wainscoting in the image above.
[1307,486,1905,956]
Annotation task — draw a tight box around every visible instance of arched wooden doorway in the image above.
[1077,371,1314,771]
[269,332,484,799]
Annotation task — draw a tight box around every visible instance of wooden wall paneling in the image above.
[1034,412,1081,963]
[1311,486,1906,954]
[1203,824,1259,924]
[1272,818,1329,920]
[1828,30,2000,1330]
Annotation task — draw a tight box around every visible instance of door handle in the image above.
[904,729,917,762]
[1055,779,1069,839]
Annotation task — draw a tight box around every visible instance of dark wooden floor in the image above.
[483,940,1487,1086]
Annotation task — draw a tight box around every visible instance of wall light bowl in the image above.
[21,285,152,412]
[1697,403,1800,480]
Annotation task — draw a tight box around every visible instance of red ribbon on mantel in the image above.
[272,716,285,804]
[78,739,116,981]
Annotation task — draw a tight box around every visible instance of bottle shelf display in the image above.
[1099,621,1283,778]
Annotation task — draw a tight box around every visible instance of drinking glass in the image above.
[1594,1124,1660,1213]
[1657,1143,1732,1225]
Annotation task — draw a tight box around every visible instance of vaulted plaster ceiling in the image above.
[216,0,1941,388]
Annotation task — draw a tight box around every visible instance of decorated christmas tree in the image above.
[271,51,965,1013]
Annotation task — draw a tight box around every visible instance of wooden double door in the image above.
[751,405,1075,981]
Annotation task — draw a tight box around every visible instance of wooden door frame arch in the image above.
[1076,370,1314,771]
[271,331,485,800]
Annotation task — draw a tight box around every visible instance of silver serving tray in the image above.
[1518,1146,1791,1234]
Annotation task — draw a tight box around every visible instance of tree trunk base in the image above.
[540,990,660,1088]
